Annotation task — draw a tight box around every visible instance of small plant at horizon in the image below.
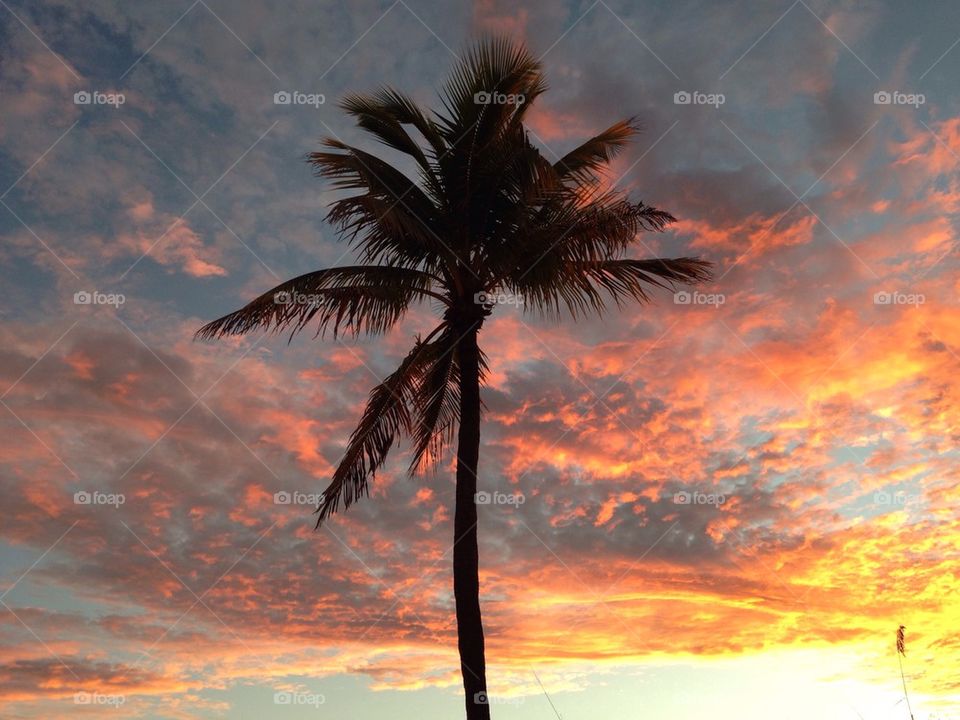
[897,624,915,720]
[197,36,711,719]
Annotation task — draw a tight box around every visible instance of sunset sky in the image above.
[1,1,959,718]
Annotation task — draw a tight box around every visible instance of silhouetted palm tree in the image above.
[197,36,711,720]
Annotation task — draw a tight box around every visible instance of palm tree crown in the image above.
[198,38,710,524]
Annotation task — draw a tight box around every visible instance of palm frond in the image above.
[408,328,461,473]
[434,36,548,226]
[325,192,455,273]
[579,256,713,303]
[341,91,432,170]
[308,139,433,203]
[194,266,442,341]
[308,141,459,271]
[315,327,446,525]
[343,87,447,160]
[529,193,676,262]
[554,117,642,187]
[517,257,713,318]
[436,35,547,144]
[486,194,676,295]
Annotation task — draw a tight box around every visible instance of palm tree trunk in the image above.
[453,322,490,720]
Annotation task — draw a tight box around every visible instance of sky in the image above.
[1,0,959,718]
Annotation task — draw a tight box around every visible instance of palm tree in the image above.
[197,36,711,719]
